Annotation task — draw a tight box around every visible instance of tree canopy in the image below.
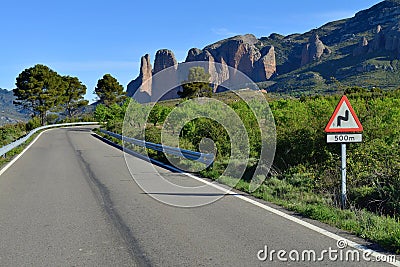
[62,76,88,117]
[178,67,212,99]
[14,64,65,125]
[94,74,126,106]
[13,64,89,125]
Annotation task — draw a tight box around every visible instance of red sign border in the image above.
[325,95,363,133]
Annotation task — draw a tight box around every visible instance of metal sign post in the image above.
[341,143,346,209]
[325,95,363,209]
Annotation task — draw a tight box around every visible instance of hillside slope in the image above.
[0,89,30,125]
[127,0,400,100]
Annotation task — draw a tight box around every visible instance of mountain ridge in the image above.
[127,0,400,100]
[0,89,30,125]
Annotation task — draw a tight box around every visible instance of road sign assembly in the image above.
[325,95,363,209]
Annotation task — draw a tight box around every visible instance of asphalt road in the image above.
[0,126,396,266]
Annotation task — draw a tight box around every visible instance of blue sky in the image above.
[1,0,382,102]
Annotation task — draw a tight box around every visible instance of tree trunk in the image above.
[40,112,46,126]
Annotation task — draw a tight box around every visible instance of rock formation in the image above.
[153,49,177,73]
[301,33,331,66]
[125,0,400,101]
[368,25,386,52]
[152,50,179,101]
[255,46,276,81]
[353,36,369,56]
[382,23,400,57]
[355,24,400,58]
[127,50,179,102]
[185,48,202,62]
[385,25,400,51]
[128,34,277,102]
[126,54,152,102]
[185,34,276,83]
[203,34,261,79]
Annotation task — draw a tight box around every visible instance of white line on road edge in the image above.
[187,174,399,266]
[0,130,49,177]
[121,146,399,266]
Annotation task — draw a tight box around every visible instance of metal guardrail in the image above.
[99,129,214,165]
[0,122,99,157]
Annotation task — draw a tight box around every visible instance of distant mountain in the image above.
[0,89,30,125]
[127,0,400,101]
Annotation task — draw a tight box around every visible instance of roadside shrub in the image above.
[26,117,41,131]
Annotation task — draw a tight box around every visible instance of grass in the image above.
[0,122,27,147]
[208,172,400,254]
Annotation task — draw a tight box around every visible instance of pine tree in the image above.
[94,74,126,106]
[178,67,212,99]
[63,76,88,117]
[14,64,65,125]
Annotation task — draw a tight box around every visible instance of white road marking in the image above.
[124,145,399,266]
[0,130,49,177]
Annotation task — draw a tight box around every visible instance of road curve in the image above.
[0,126,395,266]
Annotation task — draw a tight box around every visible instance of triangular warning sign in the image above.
[325,95,363,133]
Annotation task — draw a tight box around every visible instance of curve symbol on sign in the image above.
[337,110,349,127]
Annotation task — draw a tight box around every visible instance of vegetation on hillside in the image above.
[0,122,27,147]
[254,1,400,95]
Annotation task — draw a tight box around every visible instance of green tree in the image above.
[94,104,114,123]
[147,104,172,126]
[14,64,65,125]
[94,74,126,106]
[63,76,88,117]
[178,67,212,99]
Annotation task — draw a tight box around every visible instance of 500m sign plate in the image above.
[327,133,362,143]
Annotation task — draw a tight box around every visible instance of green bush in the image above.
[110,90,400,216]
[26,117,41,131]
[0,122,27,147]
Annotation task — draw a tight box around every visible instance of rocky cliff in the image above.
[153,49,178,73]
[127,50,178,100]
[196,34,276,82]
[128,0,400,100]
[127,54,152,99]
[127,34,277,100]
[353,37,369,56]
[300,33,331,66]
[359,24,400,57]
[127,50,180,101]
